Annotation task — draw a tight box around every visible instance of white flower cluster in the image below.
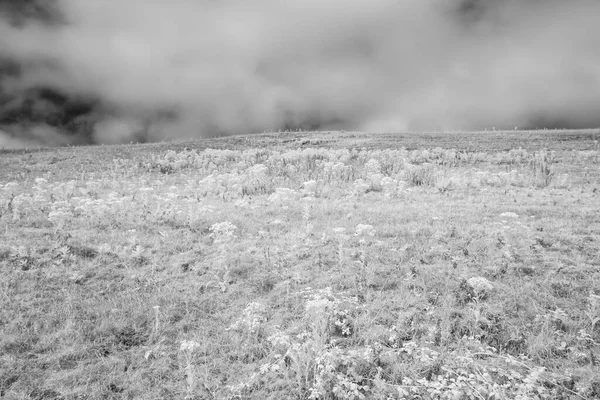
[209,221,237,243]
[267,330,292,349]
[364,158,382,176]
[301,180,318,196]
[179,340,201,353]
[322,161,353,182]
[48,201,73,227]
[466,276,494,297]
[229,302,269,334]
[198,172,244,197]
[355,224,376,237]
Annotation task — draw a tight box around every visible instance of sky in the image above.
[1,0,600,147]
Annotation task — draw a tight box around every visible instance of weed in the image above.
[530,150,554,187]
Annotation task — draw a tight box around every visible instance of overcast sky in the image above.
[1,0,600,147]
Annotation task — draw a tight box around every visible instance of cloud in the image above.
[1,0,600,147]
[0,124,72,149]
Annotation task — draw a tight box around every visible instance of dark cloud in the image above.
[0,0,62,27]
[1,0,599,148]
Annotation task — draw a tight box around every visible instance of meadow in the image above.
[1,129,599,399]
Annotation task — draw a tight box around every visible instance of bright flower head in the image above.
[355,224,376,237]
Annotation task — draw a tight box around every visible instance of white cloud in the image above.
[1,0,599,146]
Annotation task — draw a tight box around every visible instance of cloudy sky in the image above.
[1,0,600,147]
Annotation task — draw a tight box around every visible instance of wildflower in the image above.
[368,173,384,187]
[302,180,318,196]
[209,221,237,242]
[364,158,382,175]
[267,330,292,349]
[467,276,494,297]
[355,224,376,237]
[229,302,268,334]
[180,340,201,353]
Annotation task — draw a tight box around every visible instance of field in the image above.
[1,129,600,399]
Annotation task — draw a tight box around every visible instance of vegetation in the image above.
[1,130,599,399]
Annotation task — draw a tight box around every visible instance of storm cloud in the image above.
[1,0,599,147]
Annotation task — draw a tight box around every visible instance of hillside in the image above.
[1,130,599,399]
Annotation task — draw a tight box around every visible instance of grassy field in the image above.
[1,129,599,399]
